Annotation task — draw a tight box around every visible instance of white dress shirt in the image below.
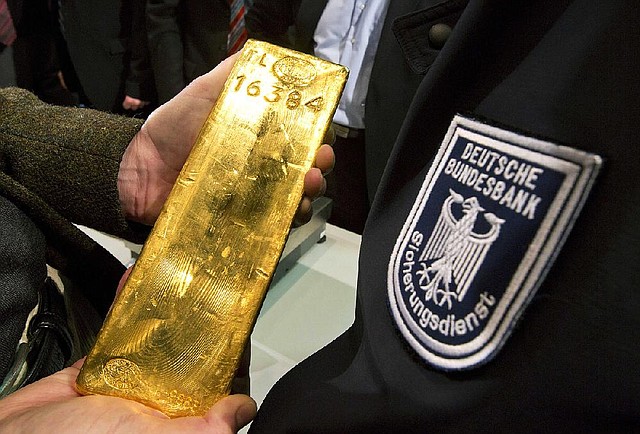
[314,0,390,129]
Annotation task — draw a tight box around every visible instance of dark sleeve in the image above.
[124,0,157,103]
[245,0,301,48]
[0,87,147,241]
[145,0,186,104]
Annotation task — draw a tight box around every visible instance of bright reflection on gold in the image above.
[75,40,348,417]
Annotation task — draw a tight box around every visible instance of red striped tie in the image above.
[0,0,16,47]
[227,0,247,55]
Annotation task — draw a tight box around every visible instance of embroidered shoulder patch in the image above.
[388,115,602,370]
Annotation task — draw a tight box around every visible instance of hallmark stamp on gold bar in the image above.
[75,40,348,417]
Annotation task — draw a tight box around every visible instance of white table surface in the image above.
[249,223,360,408]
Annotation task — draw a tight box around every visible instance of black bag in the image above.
[0,195,73,396]
[0,277,72,396]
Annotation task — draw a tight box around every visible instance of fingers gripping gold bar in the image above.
[76,40,348,417]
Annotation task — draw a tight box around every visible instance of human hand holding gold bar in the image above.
[76,40,348,417]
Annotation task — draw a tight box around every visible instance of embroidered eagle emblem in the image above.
[417,189,504,309]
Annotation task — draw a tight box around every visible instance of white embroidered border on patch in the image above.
[387,115,602,371]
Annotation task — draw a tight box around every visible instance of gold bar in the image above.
[76,40,348,417]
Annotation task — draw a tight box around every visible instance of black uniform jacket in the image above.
[249,0,640,432]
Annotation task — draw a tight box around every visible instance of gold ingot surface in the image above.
[76,40,348,417]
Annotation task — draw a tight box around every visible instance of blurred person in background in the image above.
[145,0,251,105]
[3,0,78,106]
[0,0,16,86]
[58,0,156,116]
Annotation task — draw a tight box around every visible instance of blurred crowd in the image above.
[0,0,254,118]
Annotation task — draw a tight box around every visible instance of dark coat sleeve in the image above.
[0,87,146,240]
[124,0,157,102]
[146,0,187,104]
